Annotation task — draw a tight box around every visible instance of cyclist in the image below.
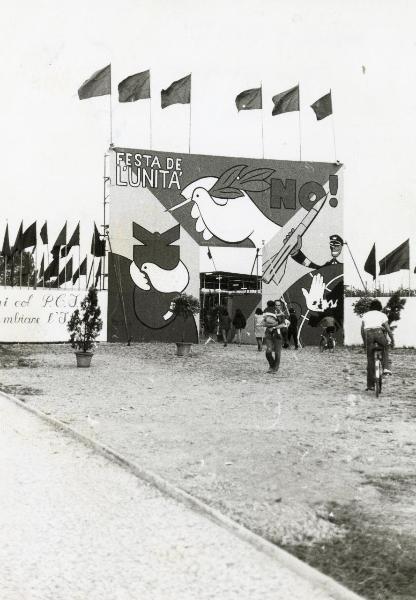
[361,300,394,391]
[319,314,339,347]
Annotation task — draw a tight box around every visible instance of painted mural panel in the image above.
[108,147,342,345]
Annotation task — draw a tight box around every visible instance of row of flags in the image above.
[0,222,106,288]
[78,65,333,120]
[364,239,414,279]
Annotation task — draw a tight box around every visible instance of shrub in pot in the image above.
[67,287,103,367]
[171,293,200,356]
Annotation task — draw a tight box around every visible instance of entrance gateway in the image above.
[107,147,343,346]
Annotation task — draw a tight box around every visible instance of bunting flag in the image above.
[161,74,191,109]
[22,222,37,250]
[272,85,299,116]
[44,255,59,281]
[51,223,67,257]
[94,259,102,288]
[118,69,150,102]
[12,222,23,255]
[78,64,111,100]
[235,87,262,111]
[207,248,212,260]
[61,222,80,257]
[311,92,332,120]
[57,257,73,286]
[72,256,87,285]
[91,223,106,257]
[364,243,376,280]
[379,239,410,275]
[1,225,11,258]
[40,221,48,244]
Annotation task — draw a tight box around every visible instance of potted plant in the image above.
[171,293,200,356]
[67,287,103,367]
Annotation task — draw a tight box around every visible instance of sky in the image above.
[0,0,415,290]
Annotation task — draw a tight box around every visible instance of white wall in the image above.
[0,288,107,343]
[345,297,416,347]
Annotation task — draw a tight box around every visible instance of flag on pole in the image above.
[72,256,87,285]
[40,221,48,244]
[39,256,45,279]
[118,69,150,102]
[55,257,73,287]
[91,223,106,257]
[235,87,262,111]
[78,65,111,100]
[161,74,191,108]
[364,243,376,280]
[1,225,11,258]
[44,255,59,281]
[207,248,212,260]
[311,92,332,120]
[94,259,102,288]
[22,222,37,250]
[12,222,23,255]
[272,85,299,116]
[52,223,67,256]
[61,222,80,257]
[379,239,410,275]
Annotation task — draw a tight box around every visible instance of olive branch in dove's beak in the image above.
[165,165,274,212]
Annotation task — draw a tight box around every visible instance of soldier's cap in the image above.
[329,234,343,246]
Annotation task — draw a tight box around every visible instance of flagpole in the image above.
[78,246,81,291]
[4,257,7,288]
[298,81,302,161]
[188,73,192,154]
[330,89,337,161]
[109,63,113,145]
[344,241,366,291]
[19,252,23,288]
[149,71,152,150]
[260,82,264,159]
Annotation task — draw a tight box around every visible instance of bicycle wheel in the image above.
[374,358,382,397]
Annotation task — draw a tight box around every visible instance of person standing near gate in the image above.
[287,307,299,349]
[232,308,246,345]
[262,300,285,373]
[219,308,232,347]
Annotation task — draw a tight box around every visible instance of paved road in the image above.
[0,397,358,600]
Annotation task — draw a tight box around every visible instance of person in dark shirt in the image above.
[232,308,246,345]
[219,308,232,347]
[287,308,299,349]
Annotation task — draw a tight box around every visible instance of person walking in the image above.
[262,300,285,373]
[232,308,246,345]
[287,307,299,349]
[275,300,289,348]
[219,308,232,347]
[254,307,265,351]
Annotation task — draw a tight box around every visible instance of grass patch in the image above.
[363,474,416,503]
[0,383,43,397]
[283,501,416,600]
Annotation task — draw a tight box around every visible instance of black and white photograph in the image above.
[0,1,415,599]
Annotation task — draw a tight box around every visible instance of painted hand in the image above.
[302,274,338,312]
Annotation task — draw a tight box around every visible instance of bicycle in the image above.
[372,341,384,397]
[319,328,336,352]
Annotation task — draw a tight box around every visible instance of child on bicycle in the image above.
[361,300,394,391]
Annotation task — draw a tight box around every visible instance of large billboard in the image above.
[108,147,343,345]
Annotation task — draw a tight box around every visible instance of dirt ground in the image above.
[1,341,416,599]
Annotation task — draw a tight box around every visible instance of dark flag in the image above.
[61,222,80,257]
[72,256,87,285]
[235,87,262,111]
[39,256,44,279]
[78,65,111,100]
[161,74,191,109]
[44,255,59,281]
[12,222,23,255]
[91,223,106,257]
[22,221,37,250]
[364,243,376,280]
[207,248,212,260]
[40,221,48,244]
[94,259,102,288]
[118,69,150,102]
[311,92,332,120]
[272,85,299,116]
[379,239,410,275]
[52,223,67,257]
[56,258,73,286]
[1,225,11,258]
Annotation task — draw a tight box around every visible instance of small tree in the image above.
[171,293,200,342]
[352,294,373,318]
[67,287,103,352]
[383,292,406,329]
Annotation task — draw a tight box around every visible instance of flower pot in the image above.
[75,351,93,368]
[175,342,192,357]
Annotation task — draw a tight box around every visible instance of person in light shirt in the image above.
[361,300,394,391]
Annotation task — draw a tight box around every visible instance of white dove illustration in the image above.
[180,176,280,248]
[130,260,189,294]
